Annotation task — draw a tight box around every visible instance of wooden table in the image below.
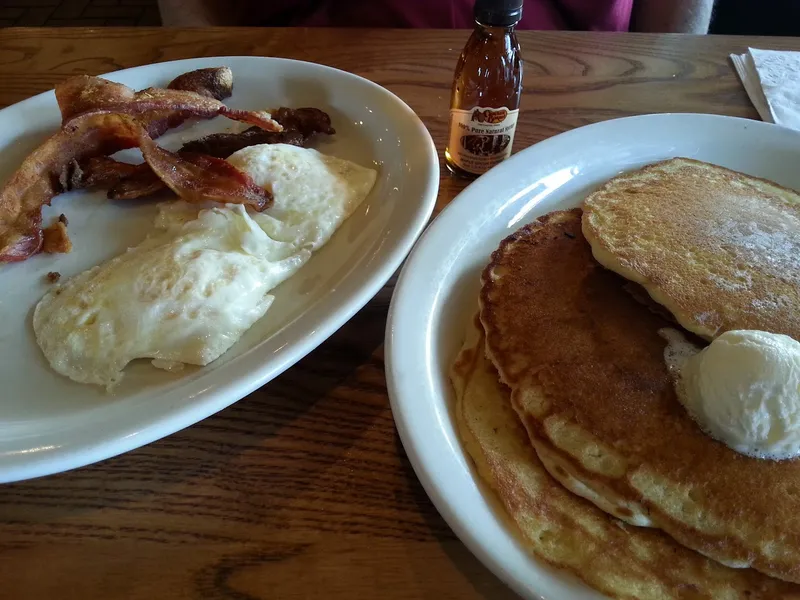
[1,28,799,600]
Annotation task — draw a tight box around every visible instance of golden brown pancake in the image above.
[582,158,800,341]
[480,209,800,584]
[452,316,800,599]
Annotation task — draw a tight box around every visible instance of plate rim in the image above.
[385,112,795,599]
[1,55,440,482]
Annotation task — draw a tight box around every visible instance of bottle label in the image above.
[447,106,519,175]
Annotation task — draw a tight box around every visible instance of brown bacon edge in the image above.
[55,73,280,134]
[139,136,272,210]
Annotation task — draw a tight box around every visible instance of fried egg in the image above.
[33,144,377,389]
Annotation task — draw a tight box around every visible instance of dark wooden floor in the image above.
[1,0,160,27]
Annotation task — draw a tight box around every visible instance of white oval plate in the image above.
[386,114,800,599]
[0,56,438,482]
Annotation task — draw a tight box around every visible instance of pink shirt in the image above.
[262,0,633,31]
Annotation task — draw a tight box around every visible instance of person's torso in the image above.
[260,0,633,31]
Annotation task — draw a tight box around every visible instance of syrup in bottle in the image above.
[445,0,523,178]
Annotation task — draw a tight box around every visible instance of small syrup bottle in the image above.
[445,0,523,178]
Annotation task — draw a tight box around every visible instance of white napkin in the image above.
[731,48,800,129]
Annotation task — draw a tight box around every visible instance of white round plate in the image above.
[0,56,438,482]
[386,114,800,599]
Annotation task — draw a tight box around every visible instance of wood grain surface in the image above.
[1,28,799,600]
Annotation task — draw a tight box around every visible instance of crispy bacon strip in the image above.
[0,112,142,262]
[55,75,281,133]
[55,76,182,138]
[55,68,233,122]
[138,136,272,210]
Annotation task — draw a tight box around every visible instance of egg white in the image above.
[33,144,377,389]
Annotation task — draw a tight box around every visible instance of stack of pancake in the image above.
[452,158,800,599]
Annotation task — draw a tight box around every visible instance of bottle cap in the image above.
[474,0,524,27]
